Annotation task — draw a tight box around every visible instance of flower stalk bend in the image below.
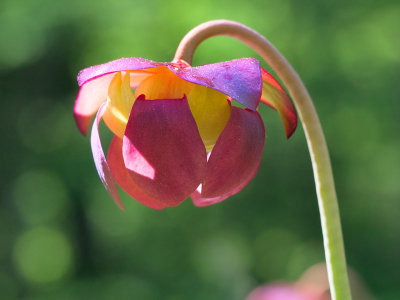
[174,20,352,300]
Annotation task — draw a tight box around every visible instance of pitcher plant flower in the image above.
[74,57,297,209]
[74,19,352,299]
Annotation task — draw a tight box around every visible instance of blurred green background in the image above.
[1,0,399,299]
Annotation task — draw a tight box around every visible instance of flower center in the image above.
[103,67,231,151]
[136,67,231,151]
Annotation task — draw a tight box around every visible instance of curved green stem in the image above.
[174,20,352,300]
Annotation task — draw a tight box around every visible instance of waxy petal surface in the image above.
[91,103,124,210]
[170,58,262,110]
[77,57,168,86]
[200,106,265,199]
[123,96,207,206]
[107,137,168,209]
[260,68,297,138]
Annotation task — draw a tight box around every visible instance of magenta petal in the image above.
[191,184,245,207]
[91,103,124,210]
[170,58,262,110]
[122,95,207,206]
[77,57,168,86]
[200,106,265,200]
[107,137,168,210]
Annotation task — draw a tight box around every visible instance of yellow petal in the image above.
[103,72,135,138]
[187,85,231,151]
[130,69,158,88]
[135,67,193,99]
[134,66,231,151]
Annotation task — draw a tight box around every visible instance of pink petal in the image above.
[107,137,168,210]
[246,284,309,300]
[77,57,168,86]
[170,58,262,110]
[260,68,297,138]
[123,95,207,206]
[91,103,124,210]
[195,106,265,204]
[74,73,114,135]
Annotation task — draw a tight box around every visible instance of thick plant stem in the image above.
[174,20,352,300]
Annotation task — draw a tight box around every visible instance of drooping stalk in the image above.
[173,20,352,300]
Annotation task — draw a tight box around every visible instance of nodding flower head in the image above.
[74,57,297,209]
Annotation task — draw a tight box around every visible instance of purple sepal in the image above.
[170,58,262,110]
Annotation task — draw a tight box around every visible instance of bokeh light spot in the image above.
[12,170,69,225]
[86,184,149,239]
[13,227,73,283]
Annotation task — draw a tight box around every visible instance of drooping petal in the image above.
[170,58,262,110]
[191,182,247,207]
[74,73,115,135]
[198,106,265,202]
[123,95,207,206]
[107,137,168,210]
[102,72,135,138]
[260,68,297,138]
[77,57,168,86]
[90,103,124,210]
